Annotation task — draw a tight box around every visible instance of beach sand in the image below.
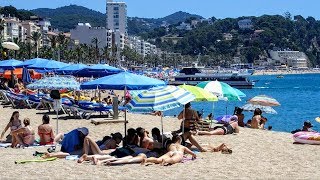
[0,106,319,179]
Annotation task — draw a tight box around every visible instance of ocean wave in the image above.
[254,87,269,89]
[293,87,300,89]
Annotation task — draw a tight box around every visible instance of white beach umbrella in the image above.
[1,42,20,50]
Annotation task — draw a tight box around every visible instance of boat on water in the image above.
[168,66,255,89]
[277,75,284,78]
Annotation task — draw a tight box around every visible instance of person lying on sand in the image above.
[196,120,239,136]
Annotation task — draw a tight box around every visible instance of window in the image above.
[114,7,119,11]
[114,15,119,18]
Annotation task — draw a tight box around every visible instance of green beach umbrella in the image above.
[179,84,218,102]
[197,81,241,101]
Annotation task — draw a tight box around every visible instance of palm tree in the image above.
[75,45,84,63]
[102,46,111,64]
[48,35,57,49]
[91,37,100,63]
[57,33,66,61]
[30,31,42,57]
[26,42,33,59]
[0,18,5,41]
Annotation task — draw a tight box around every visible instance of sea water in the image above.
[164,74,320,133]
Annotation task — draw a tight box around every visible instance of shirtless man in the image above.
[136,127,154,150]
[251,108,263,129]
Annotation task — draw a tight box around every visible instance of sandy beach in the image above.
[253,69,320,76]
[0,106,320,180]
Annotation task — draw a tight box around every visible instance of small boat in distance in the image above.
[277,74,284,78]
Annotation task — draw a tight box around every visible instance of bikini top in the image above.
[10,120,22,131]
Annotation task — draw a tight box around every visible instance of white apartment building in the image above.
[21,21,41,44]
[106,0,127,35]
[269,50,308,69]
[127,36,157,57]
[37,18,51,47]
[3,16,21,42]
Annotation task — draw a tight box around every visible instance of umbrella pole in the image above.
[161,113,164,147]
[182,105,185,134]
[124,86,127,146]
[56,108,59,134]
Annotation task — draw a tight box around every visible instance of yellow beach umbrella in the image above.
[179,84,218,102]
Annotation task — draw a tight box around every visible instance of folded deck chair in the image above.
[0,90,10,104]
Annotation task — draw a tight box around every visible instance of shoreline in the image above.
[253,69,320,76]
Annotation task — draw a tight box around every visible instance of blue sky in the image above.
[1,0,320,19]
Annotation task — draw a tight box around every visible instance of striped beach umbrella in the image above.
[196,81,241,101]
[127,85,195,142]
[241,104,277,114]
[127,85,195,112]
[248,95,280,106]
[27,76,80,90]
[179,84,218,102]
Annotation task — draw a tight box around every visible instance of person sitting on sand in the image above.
[177,102,199,132]
[0,111,22,143]
[251,108,263,129]
[11,118,35,147]
[234,107,245,127]
[141,135,196,165]
[196,116,240,135]
[123,128,139,146]
[38,115,55,145]
[136,127,154,150]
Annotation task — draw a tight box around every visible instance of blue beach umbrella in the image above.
[27,59,68,71]
[27,76,80,90]
[16,58,50,68]
[56,63,88,75]
[22,67,32,84]
[0,59,22,70]
[80,71,166,90]
[75,64,122,77]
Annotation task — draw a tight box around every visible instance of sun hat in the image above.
[77,127,89,136]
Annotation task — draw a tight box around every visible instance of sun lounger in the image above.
[6,92,32,109]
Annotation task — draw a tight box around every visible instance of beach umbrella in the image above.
[0,59,22,70]
[27,76,80,134]
[1,42,20,50]
[80,71,165,90]
[178,84,218,102]
[127,85,195,142]
[81,71,166,142]
[241,104,277,114]
[27,59,68,71]
[27,76,80,90]
[196,81,241,101]
[75,64,122,77]
[56,63,88,75]
[248,95,280,106]
[233,87,246,98]
[22,67,32,84]
[15,58,50,68]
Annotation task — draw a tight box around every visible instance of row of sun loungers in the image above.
[0,90,125,120]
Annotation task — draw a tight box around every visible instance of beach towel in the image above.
[65,155,79,160]
[15,157,57,164]
[0,143,11,148]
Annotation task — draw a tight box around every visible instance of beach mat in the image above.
[15,157,57,164]
[0,143,11,148]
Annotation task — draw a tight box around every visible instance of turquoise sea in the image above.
[164,74,320,133]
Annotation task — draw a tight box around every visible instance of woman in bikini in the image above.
[38,115,55,145]
[11,118,35,147]
[0,111,22,143]
[141,135,196,165]
[251,108,263,129]
[177,102,199,132]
